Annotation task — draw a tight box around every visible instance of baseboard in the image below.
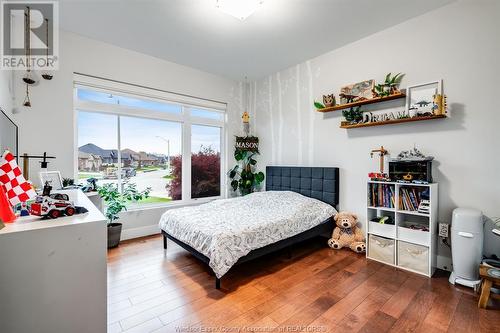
[121,224,160,241]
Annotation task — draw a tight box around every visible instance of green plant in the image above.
[97,182,151,223]
[373,72,404,97]
[342,106,363,123]
[229,149,265,196]
[62,178,74,187]
[314,101,325,109]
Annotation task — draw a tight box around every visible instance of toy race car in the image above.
[30,193,76,219]
[368,172,390,182]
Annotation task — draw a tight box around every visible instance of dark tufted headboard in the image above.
[265,166,339,208]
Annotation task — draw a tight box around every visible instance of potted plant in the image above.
[62,178,75,187]
[373,72,404,97]
[229,149,265,196]
[342,106,363,124]
[97,182,151,248]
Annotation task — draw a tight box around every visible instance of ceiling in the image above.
[59,0,454,80]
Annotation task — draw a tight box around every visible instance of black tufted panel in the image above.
[265,166,339,208]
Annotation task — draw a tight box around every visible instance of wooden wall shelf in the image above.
[316,92,406,113]
[340,115,447,129]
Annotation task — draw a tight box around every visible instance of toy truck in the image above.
[30,193,76,219]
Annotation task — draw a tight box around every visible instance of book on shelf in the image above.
[399,187,428,211]
[368,183,394,208]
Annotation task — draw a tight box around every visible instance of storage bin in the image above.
[369,221,395,238]
[368,235,395,265]
[398,241,429,275]
[397,223,429,246]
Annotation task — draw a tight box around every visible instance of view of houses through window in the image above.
[76,86,224,206]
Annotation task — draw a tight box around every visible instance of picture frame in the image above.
[406,80,443,117]
[40,171,63,190]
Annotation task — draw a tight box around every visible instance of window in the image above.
[78,111,119,188]
[190,108,224,121]
[191,125,221,199]
[120,116,182,204]
[75,83,225,207]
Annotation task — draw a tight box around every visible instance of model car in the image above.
[368,172,390,181]
[30,193,76,219]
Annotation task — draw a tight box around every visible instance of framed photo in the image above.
[406,80,443,117]
[340,79,375,103]
[40,171,63,190]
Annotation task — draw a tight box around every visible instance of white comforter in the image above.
[159,191,336,278]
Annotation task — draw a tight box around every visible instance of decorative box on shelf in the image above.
[365,180,438,277]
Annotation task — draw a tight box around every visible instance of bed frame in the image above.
[162,166,340,289]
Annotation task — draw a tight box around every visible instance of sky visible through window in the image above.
[78,113,220,155]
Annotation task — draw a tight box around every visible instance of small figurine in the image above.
[339,93,357,104]
[19,201,30,216]
[322,94,336,107]
[432,94,448,115]
[242,111,249,123]
[242,111,250,136]
[403,173,414,181]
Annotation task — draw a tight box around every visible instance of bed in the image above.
[159,166,339,289]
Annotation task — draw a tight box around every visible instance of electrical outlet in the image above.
[439,223,449,238]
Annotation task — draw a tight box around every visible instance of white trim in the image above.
[75,100,184,123]
[116,116,122,191]
[73,87,79,181]
[73,74,227,111]
[182,107,192,201]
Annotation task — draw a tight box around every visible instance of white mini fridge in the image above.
[449,208,483,288]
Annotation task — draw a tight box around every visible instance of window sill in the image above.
[125,196,222,213]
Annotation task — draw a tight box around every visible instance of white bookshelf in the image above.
[365,181,438,277]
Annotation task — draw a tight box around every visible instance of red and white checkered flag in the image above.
[0,151,36,207]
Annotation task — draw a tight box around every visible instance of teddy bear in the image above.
[327,212,366,253]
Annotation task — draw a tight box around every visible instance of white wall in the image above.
[0,70,12,114]
[250,0,500,269]
[10,31,244,237]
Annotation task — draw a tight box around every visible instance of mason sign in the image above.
[235,136,259,152]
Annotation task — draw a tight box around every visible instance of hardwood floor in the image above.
[107,235,500,333]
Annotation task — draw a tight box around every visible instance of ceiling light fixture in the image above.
[216,0,264,20]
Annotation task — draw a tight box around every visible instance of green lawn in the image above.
[136,166,166,172]
[78,172,103,179]
[136,196,172,204]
